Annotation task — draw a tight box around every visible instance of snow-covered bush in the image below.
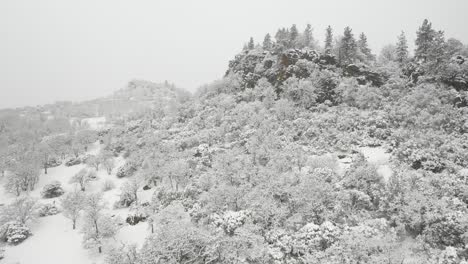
[65,157,82,167]
[0,221,31,244]
[126,213,147,225]
[38,203,60,217]
[116,161,138,178]
[211,210,251,235]
[41,181,65,198]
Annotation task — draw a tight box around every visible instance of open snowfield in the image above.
[0,141,152,264]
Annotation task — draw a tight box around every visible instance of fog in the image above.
[1,0,467,109]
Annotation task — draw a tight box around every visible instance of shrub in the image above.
[0,221,31,244]
[65,157,81,167]
[41,181,65,198]
[116,161,138,178]
[126,213,147,225]
[38,203,60,217]
[114,191,136,208]
[102,179,116,192]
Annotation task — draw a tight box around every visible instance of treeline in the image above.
[244,20,468,68]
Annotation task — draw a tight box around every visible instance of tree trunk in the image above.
[73,220,76,230]
[44,165,48,175]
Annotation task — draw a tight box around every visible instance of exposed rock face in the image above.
[226,48,384,89]
[343,64,385,86]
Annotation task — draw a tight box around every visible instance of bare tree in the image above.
[120,178,140,205]
[61,189,85,229]
[4,162,40,196]
[70,168,97,191]
[81,193,118,254]
[86,155,100,171]
[5,197,38,224]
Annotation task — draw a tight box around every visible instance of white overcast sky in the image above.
[1,0,467,109]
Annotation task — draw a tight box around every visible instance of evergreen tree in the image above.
[338,26,357,65]
[357,32,374,61]
[426,30,447,69]
[415,19,435,62]
[262,33,272,50]
[301,24,314,48]
[395,31,409,63]
[290,24,299,48]
[275,28,290,49]
[247,37,255,50]
[324,26,333,54]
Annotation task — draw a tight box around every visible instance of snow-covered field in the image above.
[0,141,152,264]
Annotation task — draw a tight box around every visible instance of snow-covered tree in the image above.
[395,31,409,63]
[105,243,139,264]
[379,44,397,63]
[357,32,374,61]
[81,193,118,253]
[338,26,357,65]
[301,24,315,49]
[290,24,299,47]
[117,178,141,207]
[247,37,255,50]
[99,151,115,175]
[74,129,97,152]
[86,155,100,171]
[70,168,97,191]
[324,25,333,54]
[262,33,272,50]
[61,189,85,229]
[4,162,40,196]
[4,197,38,225]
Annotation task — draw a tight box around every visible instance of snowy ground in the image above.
[81,117,107,130]
[0,141,152,264]
[359,146,393,182]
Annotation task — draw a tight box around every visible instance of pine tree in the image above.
[290,24,299,48]
[338,26,357,65]
[302,24,314,48]
[247,37,255,50]
[415,19,435,62]
[275,28,290,49]
[426,30,447,69]
[262,33,272,50]
[395,31,409,63]
[357,32,374,61]
[324,26,333,54]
